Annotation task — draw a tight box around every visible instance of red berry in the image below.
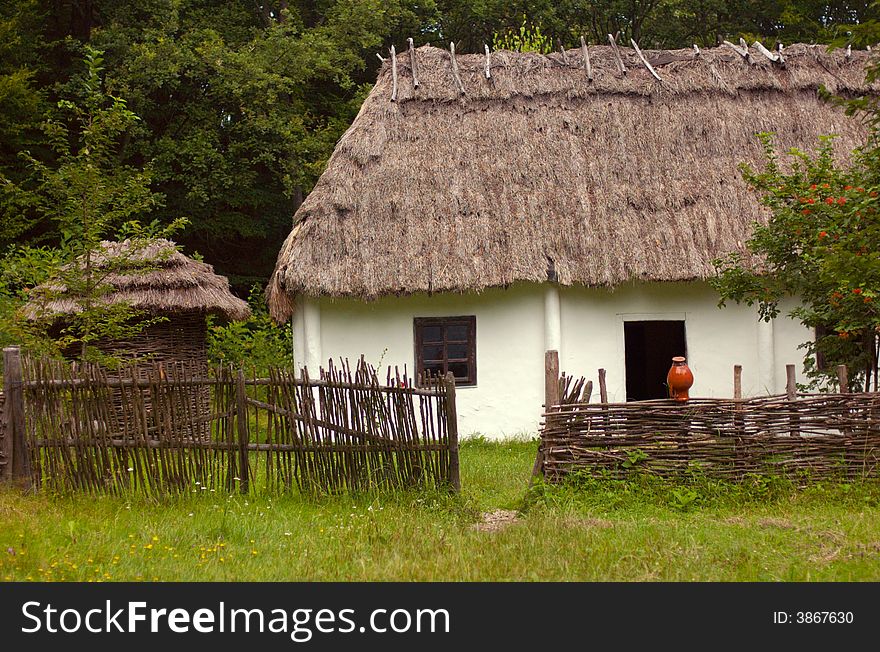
[853,288,863,295]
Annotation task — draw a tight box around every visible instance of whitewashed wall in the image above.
[293,281,811,438]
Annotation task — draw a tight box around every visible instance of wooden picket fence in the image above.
[536,350,880,483]
[0,346,460,496]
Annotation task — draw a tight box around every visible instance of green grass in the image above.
[2,438,880,581]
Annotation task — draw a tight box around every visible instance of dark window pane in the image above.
[448,362,469,380]
[422,362,444,378]
[421,344,444,361]
[447,343,468,360]
[421,325,443,343]
[447,323,469,341]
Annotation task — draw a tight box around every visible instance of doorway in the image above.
[624,320,687,401]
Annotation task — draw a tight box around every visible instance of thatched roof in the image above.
[25,239,251,321]
[267,43,877,321]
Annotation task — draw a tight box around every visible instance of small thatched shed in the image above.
[27,238,250,368]
[268,43,875,437]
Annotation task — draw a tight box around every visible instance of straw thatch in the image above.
[267,43,877,321]
[25,239,250,321]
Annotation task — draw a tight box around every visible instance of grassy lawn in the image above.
[1,438,879,581]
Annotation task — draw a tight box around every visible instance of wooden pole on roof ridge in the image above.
[753,40,784,65]
[723,39,751,63]
[484,44,491,79]
[846,43,852,59]
[408,37,420,89]
[558,40,569,65]
[630,38,662,81]
[693,44,701,57]
[449,42,465,95]
[376,52,385,63]
[580,36,593,81]
[608,33,627,74]
[390,45,398,101]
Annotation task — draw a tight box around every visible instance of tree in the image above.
[1,47,185,362]
[711,133,880,391]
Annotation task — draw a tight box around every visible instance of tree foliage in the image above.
[2,0,876,293]
[1,47,186,363]
[712,133,880,391]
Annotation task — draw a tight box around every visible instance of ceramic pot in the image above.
[667,356,694,402]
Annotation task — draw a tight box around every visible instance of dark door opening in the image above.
[624,320,687,401]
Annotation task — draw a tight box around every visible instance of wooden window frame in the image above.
[414,316,477,387]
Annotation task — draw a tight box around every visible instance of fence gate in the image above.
[0,346,460,495]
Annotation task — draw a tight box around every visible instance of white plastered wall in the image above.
[291,281,812,438]
[559,281,811,402]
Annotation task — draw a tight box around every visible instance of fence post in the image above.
[836,365,849,394]
[443,372,460,492]
[786,364,799,437]
[531,350,559,485]
[235,368,250,494]
[3,346,31,489]
[733,364,744,436]
[733,365,742,399]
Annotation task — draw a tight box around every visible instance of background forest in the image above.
[2,0,878,292]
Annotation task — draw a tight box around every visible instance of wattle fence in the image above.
[537,350,880,483]
[0,346,459,496]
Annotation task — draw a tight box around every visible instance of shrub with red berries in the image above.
[713,133,880,390]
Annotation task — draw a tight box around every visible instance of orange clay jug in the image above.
[667,356,694,402]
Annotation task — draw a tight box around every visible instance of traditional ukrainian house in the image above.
[268,42,874,437]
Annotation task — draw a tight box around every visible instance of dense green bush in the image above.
[206,285,293,374]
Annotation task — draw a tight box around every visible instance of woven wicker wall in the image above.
[99,312,208,369]
[86,312,211,441]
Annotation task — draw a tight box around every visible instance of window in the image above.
[624,320,687,401]
[414,316,476,386]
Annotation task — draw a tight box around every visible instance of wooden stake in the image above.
[531,350,560,485]
[733,364,744,435]
[786,364,797,400]
[449,42,465,95]
[484,44,491,79]
[376,52,386,63]
[598,368,608,403]
[836,364,849,394]
[607,33,627,74]
[580,36,593,81]
[786,364,799,437]
[631,38,662,81]
[733,364,742,399]
[408,38,420,89]
[3,346,32,489]
[444,372,460,492]
[390,45,398,101]
[544,350,561,409]
[692,44,701,57]
[235,368,250,493]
